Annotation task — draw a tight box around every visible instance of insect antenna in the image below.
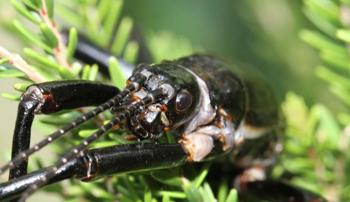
[18,88,166,201]
[0,80,143,176]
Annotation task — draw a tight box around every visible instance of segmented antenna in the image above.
[18,89,165,201]
[0,81,141,176]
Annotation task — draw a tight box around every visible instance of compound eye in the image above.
[175,90,192,113]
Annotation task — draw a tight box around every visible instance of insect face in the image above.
[126,64,201,138]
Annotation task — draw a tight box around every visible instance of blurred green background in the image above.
[0,0,343,201]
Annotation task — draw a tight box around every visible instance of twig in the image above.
[0,47,45,83]
[39,0,70,68]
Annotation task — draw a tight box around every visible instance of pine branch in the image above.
[0,46,45,82]
[301,0,350,110]
[38,0,70,68]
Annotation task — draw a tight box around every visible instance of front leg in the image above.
[10,80,119,180]
[0,143,188,201]
[0,142,326,202]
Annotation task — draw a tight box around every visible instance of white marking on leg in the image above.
[110,99,116,105]
[47,137,53,142]
[61,158,67,163]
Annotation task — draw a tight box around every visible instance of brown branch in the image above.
[39,0,70,68]
[0,47,45,83]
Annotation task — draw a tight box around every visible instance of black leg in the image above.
[1,143,326,202]
[72,34,135,77]
[130,25,153,64]
[0,143,188,201]
[10,97,37,182]
[238,180,326,202]
[10,80,119,181]
[82,143,187,178]
[1,158,80,201]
